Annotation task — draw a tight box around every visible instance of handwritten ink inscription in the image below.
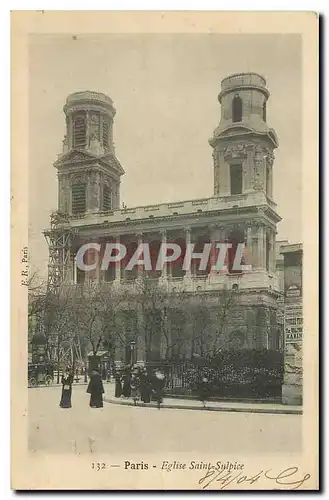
[88,460,311,490]
[198,465,311,491]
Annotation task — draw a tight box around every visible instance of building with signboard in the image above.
[280,243,303,405]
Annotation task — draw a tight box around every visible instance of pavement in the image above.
[43,380,302,415]
[29,384,302,455]
[103,382,302,415]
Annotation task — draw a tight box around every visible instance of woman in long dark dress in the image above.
[87,369,105,408]
[114,372,122,398]
[130,373,140,406]
[140,369,151,404]
[122,371,131,398]
[153,370,165,410]
[59,368,73,408]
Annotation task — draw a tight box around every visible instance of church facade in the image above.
[47,72,283,364]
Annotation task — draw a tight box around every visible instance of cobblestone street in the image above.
[28,384,302,455]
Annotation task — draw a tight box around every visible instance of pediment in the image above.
[99,153,125,175]
[54,150,125,176]
[217,125,255,137]
[54,150,97,168]
[211,124,278,148]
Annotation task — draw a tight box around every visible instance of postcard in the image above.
[11,11,318,490]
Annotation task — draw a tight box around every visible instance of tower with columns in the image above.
[46,74,283,366]
[209,73,280,281]
[54,91,124,216]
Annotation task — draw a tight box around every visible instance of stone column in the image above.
[86,171,101,213]
[73,254,77,284]
[246,225,253,270]
[209,224,218,275]
[213,150,220,196]
[160,229,167,279]
[245,144,254,192]
[257,224,265,269]
[267,151,274,199]
[263,226,268,271]
[68,112,73,150]
[114,236,121,282]
[109,119,114,152]
[84,246,95,282]
[136,232,144,277]
[209,224,226,275]
[100,114,104,148]
[95,241,101,282]
[184,227,192,278]
[86,111,90,148]
[270,231,276,273]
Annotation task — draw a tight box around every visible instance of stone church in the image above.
[47,72,283,364]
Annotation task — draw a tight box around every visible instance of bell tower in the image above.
[209,73,278,199]
[54,91,125,216]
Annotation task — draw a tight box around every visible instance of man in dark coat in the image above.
[198,375,211,408]
[114,371,122,398]
[140,369,151,404]
[153,370,165,410]
[59,367,73,408]
[87,369,105,408]
[122,369,131,398]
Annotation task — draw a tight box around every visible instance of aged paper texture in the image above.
[11,11,318,490]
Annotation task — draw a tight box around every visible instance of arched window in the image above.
[263,102,267,122]
[73,116,87,148]
[232,95,243,123]
[230,163,243,195]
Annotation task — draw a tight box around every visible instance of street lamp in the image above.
[130,340,136,367]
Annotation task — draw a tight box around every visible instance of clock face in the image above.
[90,114,99,124]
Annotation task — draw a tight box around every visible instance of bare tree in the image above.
[134,276,167,361]
[74,281,125,359]
[133,278,191,361]
[42,285,79,382]
[212,288,238,355]
[188,294,213,358]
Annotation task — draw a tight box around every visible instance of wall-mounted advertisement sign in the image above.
[284,303,303,343]
[286,284,301,298]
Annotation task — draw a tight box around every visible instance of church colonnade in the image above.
[72,221,277,284]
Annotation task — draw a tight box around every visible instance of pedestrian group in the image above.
[59,366,105,409]
[59,364,166,410]
[115,365,166,409]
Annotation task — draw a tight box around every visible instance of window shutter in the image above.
[73,116,86,148]
[103,184,112,211]
[72,183,86,214]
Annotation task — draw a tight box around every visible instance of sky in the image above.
[29,33,302,278]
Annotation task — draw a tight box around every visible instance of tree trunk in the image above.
[56,334,61,384]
